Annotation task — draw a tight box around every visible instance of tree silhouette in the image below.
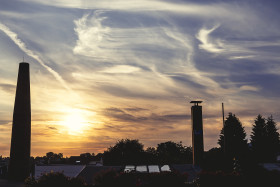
[102,139,192,165]
[266,115,280,162]
[103,139,145,165]
[218,113,248,161]
[45,152,64,164]
[156,141,192,164]
[202,147,224,170]
[145,147,157,164]
[46,152,54,159]
[250,114,267,162]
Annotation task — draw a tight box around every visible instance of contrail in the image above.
[0,22,71,91]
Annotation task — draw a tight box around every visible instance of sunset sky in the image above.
[1,0,280,157]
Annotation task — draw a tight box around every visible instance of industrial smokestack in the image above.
[8,62,31,180]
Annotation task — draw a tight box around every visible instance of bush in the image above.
[195,169,280,187]
[93,169,189,187]
[24,172,86,187]
[196,171,243,187]
[93,168,119,186]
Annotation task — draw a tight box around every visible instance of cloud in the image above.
[73,11,111,59]
[196,24,224,53]
[103,107,189,123]
[72,10,237,104]
[103,107,136,122]
[0,120,11,126]
[229,55,255,60]
[240,85,260,92]
[0,83,15,93]
[73,11,189,64]
[0,22,71,91]
[22,0,243,19]
[47,126,58,130]
[72,11,226,100]
[99,65,141,74]
[124,107,148,112]
[196,24,280,64]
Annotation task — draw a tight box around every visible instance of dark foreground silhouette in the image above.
[24,167,280,187]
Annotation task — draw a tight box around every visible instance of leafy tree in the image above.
[80,153,93,164]
[250,115,267,162]
[95,153,103,160]
[266,115,280,162]
[156,141,192,164]
[218,113,248,161]
[202,147,224,170]
[144,147,158,164]
[102,139,192,165]
[58,153,63,158]
[45,152,64,164]
[46,152,54,159]
[146,147,156,155]
[103,139,145,165]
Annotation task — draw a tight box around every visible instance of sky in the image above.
[0,0,280,157]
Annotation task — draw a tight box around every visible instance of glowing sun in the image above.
[59,108,91,135]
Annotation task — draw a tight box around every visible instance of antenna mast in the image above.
[222,103,226,155]
[222,103,225,128]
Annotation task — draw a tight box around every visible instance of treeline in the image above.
[103,113,279,168]
[102,139,192,165]
[34,113,280,170]
[35,140,193,166]
[219,113,280,162]
[205,113,280,171]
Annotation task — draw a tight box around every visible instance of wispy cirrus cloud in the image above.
[73,11,111,60]
[0,22,71,91]
[196,24,224,53]
[99,65,141,74]
[240,85,260,92]
[196,23,280,63]
[21,0,248,20]
[72,11,230,100]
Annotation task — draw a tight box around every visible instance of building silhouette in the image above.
[190,101,204,166]
[8,62,31,180]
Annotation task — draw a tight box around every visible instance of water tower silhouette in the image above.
[190,101,204,166]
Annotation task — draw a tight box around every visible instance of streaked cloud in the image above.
[0,83,15,93]
[21,0,248,20]
[0,22,71,91]
[240,85,261,92]
[229,56,256,60]
[99,65,141,74]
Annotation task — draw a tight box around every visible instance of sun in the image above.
[59,108,91,135]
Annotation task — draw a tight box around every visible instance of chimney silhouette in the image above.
[8,62,31,180]
[190,101,204,166]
